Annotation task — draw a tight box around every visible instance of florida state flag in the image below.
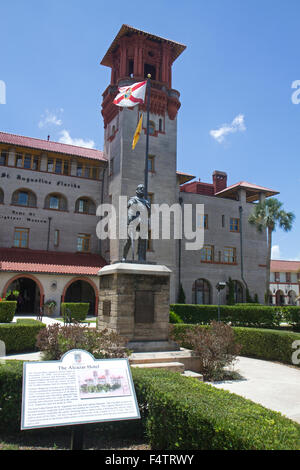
[113,81,147,107]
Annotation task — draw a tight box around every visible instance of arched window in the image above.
[275,290,285,306]
[11,189,37,207]
[75,197,96,215]
[232,280,244,303]
[192,279,211,305]
[0,188,3,204]
[288,290,297,305]
[149,120,156,135]
[44,193,68,211]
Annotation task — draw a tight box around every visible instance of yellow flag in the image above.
[132,114,143,150]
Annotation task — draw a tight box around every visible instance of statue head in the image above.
[136,184,145,198]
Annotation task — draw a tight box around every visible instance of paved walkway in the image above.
[210,356,300,424]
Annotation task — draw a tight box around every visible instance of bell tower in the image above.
[100,25,186,301]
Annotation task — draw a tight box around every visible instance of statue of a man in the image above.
[122,184,151,262]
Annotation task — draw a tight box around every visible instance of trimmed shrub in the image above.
[132,368,300,450]
[0,301,17,323]
[0,320,45,353]
[0,360,23,433]
[61,302,89,322]
[170,304,287,329]
[2,362,300,449]
[170,324,300,367]
[169,310,183,324]
[284,306,300,331]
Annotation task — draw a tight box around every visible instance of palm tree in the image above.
[248,198,295,304]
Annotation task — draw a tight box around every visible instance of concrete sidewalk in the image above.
[210,356,300,424]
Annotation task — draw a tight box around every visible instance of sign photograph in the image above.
[21,349,140,430]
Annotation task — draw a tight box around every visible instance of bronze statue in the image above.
[122,184,151,262]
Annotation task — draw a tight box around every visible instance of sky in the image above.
[0,0,299,260]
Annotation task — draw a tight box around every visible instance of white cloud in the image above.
[210,114,246,143]
[38,109,63,128]
[59,130,95,149]
[271,245,281,259]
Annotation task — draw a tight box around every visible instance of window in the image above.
[109,158,114,177]
[230,218,240,232]
[197,214,208,229]
[76,162,99,180]
[11,189,37,207]
[286,272,291,283]
[77,233,91,252]
[144,63,156,80]
[201,245,214,262]
[222,215,225,228]
[148,155,155,172]
[15,152,40,171]
[0,188,3,204]
[45,193,68,211]
[224,247,236,264]
[54,230,60,247]
[0,150,7,166]
[75,197,96,215]
[13,228,29,248]
[159,119,163,132]
[193,279,211,305]
[275,272,280,282]
[149,121,156,135]
[47,156,69,175]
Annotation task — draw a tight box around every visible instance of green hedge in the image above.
[61,303,89,322]
[0,301,17,323]
[0,320,45,353]
[171,324,300,367]
[1,362,300,449]
[170,304,300,329]
[132,368,300,450]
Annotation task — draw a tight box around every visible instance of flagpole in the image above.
[142,74,151,262]
[144,74,151,199]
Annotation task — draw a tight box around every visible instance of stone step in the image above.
[131,361,185,373]
[182,370,203,381]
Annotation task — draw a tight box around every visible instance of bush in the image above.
[132,368,300,450]
[0,360,23,433]
[284,306,300,331]
[0,301,17,323]
[2,362,300,449]
[0,320,45,353]
[36,323,130,360]
[170,324,300,367]
[170,304,288,329]
[172,321,241,380]
[169,310,183,324]
[61,303,89,322]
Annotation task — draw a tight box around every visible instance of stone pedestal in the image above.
[97,262,179,352]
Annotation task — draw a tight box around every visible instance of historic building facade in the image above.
[0,25,280,314]
[270,260,300,306]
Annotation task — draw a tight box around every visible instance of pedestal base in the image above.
[98,262,173,348]
[126,340,180,353]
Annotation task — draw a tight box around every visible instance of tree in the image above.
[177,283,186,304]
[248,198,295,304]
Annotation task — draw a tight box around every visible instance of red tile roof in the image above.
[176,171,196,184]
[215,181,279,202]
[0,131,107,162]
[271,260,300,273]
[0,248,107,276]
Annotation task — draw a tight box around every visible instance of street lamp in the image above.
[216,282,226,322]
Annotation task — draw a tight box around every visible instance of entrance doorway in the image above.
[64,280,96,316]
[6,277,41,314]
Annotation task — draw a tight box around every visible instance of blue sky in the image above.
[1,0,299,260]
